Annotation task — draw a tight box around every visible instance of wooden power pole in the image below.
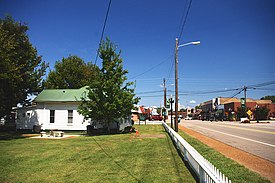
[175,38,179,132]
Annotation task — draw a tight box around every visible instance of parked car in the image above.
[184,116,192,120]
[150,115,163,121]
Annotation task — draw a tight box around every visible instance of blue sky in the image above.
[1,0,275,107]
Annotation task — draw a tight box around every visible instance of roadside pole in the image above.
[170,96,174,129]
[163,78,167,122]
[175,38,179,132]
[244,86,247,115]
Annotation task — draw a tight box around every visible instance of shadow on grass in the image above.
[166,133,199,183]
[0,132,31,140]
[165,134,184,182]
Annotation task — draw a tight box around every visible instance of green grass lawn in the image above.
[0,125,196,183]
[177,130,271,183]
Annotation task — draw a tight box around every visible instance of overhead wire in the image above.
[129,0,193,84]
[128,55,173,80]
[130,0,193,83]
[246,81,275,89]
[166,58,175,85]
[94,0,112,66]
[137,95,163,98]
[177,88,242,96]
[252,88,275,91]
[164,0,193,93]
[137,81,275,100]
[178,0,193,41]
[177,0,188,38]
[135,90,163,95]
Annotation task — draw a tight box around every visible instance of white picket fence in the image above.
[162,122,231,183]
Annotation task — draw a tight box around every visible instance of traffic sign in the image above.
[247,110,252,116]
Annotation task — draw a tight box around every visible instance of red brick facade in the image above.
[224,102,275,118]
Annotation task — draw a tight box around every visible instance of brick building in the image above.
[200,97,275,119]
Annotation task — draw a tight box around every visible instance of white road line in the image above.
[196,126,275,148]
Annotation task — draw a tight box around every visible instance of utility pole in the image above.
[163,78,167,109]
[244,86,247,115]
[174,38,179,132]
[163,78,167,122]
[173,38,200,131]
[170,95,174,129]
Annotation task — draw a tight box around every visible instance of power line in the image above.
[228,89,244,98]
[220,81,275,105]
[177,88,242,96]
[137,81,275,99]
[220,89,244,104]
[129,55,173,80]
[177,0,188,38]
[133,78,163,81]
[166,58,175,85]
[94,0,112,66]
[136,95,163,98]
[135,90,163,95]
[178,0,193,41]
[253,88,275,91]
[247,81,275,89]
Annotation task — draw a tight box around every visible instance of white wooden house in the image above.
[16,86,132,131]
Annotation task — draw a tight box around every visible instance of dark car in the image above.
[150,115,163,121]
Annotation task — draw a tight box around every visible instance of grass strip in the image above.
[177,130,271,183]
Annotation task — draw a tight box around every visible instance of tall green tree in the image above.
[78,38,139,132]
[44,55,99,89]
[0,15,48,118]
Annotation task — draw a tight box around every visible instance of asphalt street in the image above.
[179,120,275,163]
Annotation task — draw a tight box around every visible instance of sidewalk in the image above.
[178,124,275,182]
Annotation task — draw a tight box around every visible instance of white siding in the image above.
[39,102,89,130]
[16,102,132,131]
[16,102,89,130]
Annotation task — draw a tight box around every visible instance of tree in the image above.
[253,106,270,120]
[44,55,99,89]
[261,96,275,103]
[236,107,248,120]
[78,38,139,133]
[0,15,48,118]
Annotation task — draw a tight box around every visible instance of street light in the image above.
[178,41,201,48]
[174,38,200,132]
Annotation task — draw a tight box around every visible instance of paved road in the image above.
[179,120,275,163]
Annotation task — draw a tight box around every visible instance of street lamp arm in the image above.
[178,41,200,48]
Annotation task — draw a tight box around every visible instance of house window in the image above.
[68,110,73,124]
[50,110,55,123]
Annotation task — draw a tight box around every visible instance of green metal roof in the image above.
[34,86,89,102]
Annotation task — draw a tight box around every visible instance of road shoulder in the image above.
[178,124,275,182]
